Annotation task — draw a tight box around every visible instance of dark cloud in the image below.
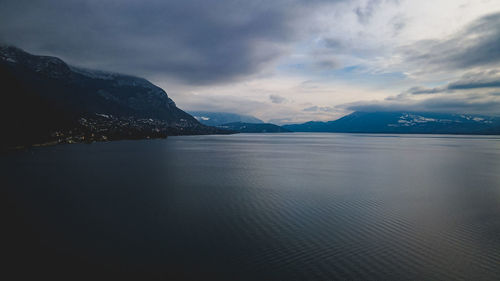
[354,0,382,24]
[303,106,335,112]
[341,92,500,115]
[402,12,500,71]
[311,58,340,71]
[404,86,447,95]
[0,0,341,85]
[395,70,500,99]
[269,94,287,104]
[303,106,319,112]
[316,34,383,59]
[448,81,500,90]
[353,0,401,25]
[447,70,500,90]
[390,15,406,36]
[309,40,343,71]
[320,38,345,50]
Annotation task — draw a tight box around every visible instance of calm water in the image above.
[2,133,500,280]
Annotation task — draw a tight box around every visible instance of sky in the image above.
[1,0,500,124]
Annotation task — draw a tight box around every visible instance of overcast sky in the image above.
[1,0,499,123]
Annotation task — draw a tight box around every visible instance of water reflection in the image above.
[2,133,500,280]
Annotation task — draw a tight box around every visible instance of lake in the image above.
[2,133,500,280]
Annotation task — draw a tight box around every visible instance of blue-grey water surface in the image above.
[2,133,500,280]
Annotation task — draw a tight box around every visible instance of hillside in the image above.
[0,45,229,148]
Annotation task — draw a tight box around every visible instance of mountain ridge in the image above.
[283,111,500,135]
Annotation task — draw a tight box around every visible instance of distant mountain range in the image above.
[283,111,500,134]
[217,122,291,133]
[189,111,293,133]
[188,111,264,126]
[0,45,230,148]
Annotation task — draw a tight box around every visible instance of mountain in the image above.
[188,111,263,126]
[218,122,291,133]
[0,45,229,148]
[283,111,500,134]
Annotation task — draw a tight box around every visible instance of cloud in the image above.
[269,94,287,104]
[354,0,382,24]
[177,93,272,116]
[303,106,335,112]
[311,58,340,71]
[340,92,500,115]
[392,70,500,99]
[0,0,344,85]
[401,12,500,73]
[303,106,319,112]
[447,70,500,90]
[389,15,406,37]
[320,38,345,50]
[404,86,447,95]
